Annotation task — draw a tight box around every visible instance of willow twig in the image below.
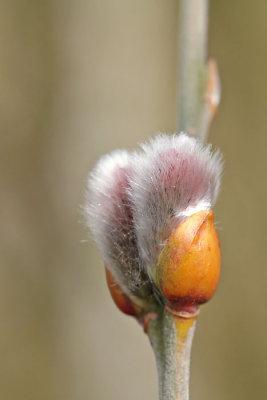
[147,2,220,399]
[148,308,197,400]
[177,0,220,142]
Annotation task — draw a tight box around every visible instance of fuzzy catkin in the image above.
[85,133,222,298]
[84,150,152,297]
[129,133,222,277]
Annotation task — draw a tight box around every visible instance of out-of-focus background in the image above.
[0,1,267,399]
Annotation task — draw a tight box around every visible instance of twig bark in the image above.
[147,2,220,399]
[148,308,197,400]
[177,0,220,142]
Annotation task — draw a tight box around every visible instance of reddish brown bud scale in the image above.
[105,267,143,317]
[157,210,221,312]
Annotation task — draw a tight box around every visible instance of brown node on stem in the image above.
[165,304,200,320]
[205,58,221,117]
[142,312,158,334]
[157,210,221,313]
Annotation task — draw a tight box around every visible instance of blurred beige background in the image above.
[0,1,267,399]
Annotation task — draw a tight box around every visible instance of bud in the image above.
[156,210,221,312]
[105,267,144,317]
[85,150,153,301]
[85,133,223,316]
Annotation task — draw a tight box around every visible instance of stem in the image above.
[177,0,220,142]
[148,308,197,400]
[147,3,220,399]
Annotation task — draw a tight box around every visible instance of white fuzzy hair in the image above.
[129,133,223,273]
[84,150,152,297]
[85,133,222,296]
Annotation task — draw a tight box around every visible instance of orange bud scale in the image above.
[157,210,221,311]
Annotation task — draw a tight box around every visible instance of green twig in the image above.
[147,2,219,400]
[177,0,220,142]
[148,308,197,400]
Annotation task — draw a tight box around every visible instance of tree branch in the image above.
[177,0,220,142]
